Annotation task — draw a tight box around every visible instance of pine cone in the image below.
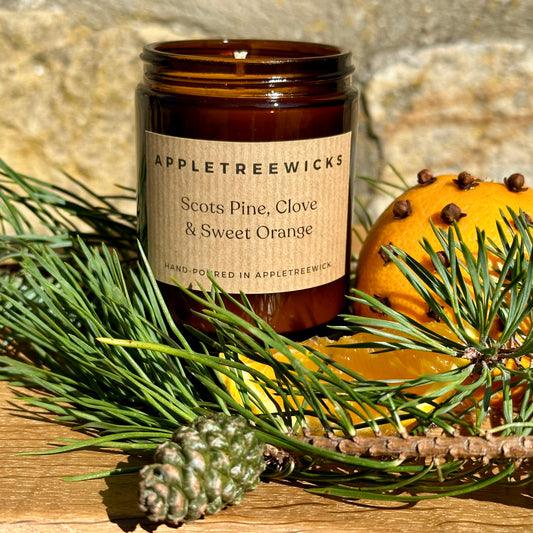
[139,413,266,525]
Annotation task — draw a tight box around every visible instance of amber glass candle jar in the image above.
[136,39,358,334]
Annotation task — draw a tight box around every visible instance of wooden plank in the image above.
[1,380,533,532]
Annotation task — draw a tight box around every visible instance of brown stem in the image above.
[267,433,533,464]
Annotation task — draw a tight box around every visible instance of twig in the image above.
[267,433,533,463]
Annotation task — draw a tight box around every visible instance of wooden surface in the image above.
[1,381,533,533]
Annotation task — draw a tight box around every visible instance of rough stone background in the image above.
[1,0,532,216]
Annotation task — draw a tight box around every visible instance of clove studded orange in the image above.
[353,171,533,326]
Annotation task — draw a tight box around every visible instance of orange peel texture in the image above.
[354,171,533,325]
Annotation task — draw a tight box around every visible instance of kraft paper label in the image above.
[145,131,352,294]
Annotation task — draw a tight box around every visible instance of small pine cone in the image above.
[139,413,266,526]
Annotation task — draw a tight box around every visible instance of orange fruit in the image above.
[219,323,468,436]
[354,170,533,326]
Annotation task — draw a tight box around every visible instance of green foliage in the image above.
[1,159,533,502]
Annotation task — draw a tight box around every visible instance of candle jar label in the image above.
[145,131,352,294]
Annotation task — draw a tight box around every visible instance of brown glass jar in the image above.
[136,39,358,334]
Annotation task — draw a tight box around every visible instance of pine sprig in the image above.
[344,211,533,358]
[1,159,533,505]
[0,158,137,261]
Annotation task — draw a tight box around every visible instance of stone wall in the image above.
[1,0,532,215]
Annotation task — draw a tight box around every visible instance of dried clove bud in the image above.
[440,203,467,224]
[417,168,436,186]
[504,173,528,192]
[513,211,532,229]
[453,171,479,190]
[433,251,450,269]
[426,307,442,322]
[370,294,391,315]
[378,242,395,265]
[392,199,412,219]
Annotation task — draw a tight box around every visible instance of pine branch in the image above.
[343,209,533,359]
[2,160,533,504]
[0,158,137,262]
